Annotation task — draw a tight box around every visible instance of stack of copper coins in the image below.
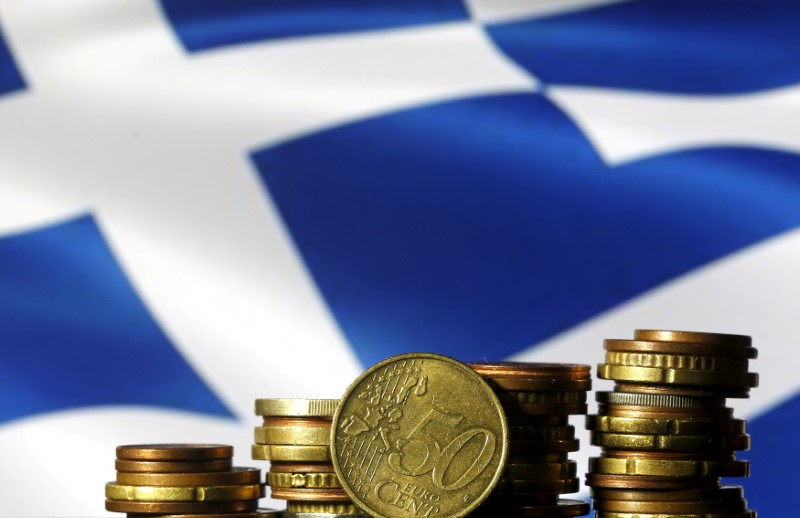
[468,362,592,517]
[105,444,269,516]
[587,330,758,517]
[253,399,370,518]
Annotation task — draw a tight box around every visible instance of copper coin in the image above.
[613,335,757,359]
[507,452,569,464]
[509,439,580,454]
[116,444,233,461]
[493,477,580,495]
[634,329,752,347]
[483,377,592,392]
[126,511,280,518]
[501,402,588,416]
[591,485,743,502]
[468,362,591,380]
[592,497,747,513]
[472,498,589,516]
[603,450,736,461]
[115,458,233,473]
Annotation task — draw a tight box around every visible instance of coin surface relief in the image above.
[331,353,509,518]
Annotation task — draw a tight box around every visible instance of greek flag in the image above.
[0,1,797,515]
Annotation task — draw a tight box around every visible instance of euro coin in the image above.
[269,487,351,501]
[267,471,342,489]
[633,329,753,347]
[255,425,331,446]
[590,431,750,451]
[468,362,591,380]
[591,485,743,502]
[502,461,577,480]
[614,382,752,399]
[116,467,261,486]
[284,513,371,518]
[105,499,259,513]
[255,399,339,417]
[105,482,264,501]
[116,444,232,461]
[332,353,509,518]
[286,502,361,513]
[604,351,749,372]
[115,458,233,473]
[251,444,331,462]
[598,364,758,389]
[508,438,580,453]
[493,477,580,495]
[593,498,747,513]
[589,456,750,477]
[586,415,747,435]
[125,511,280,518]
[509,424,575,441]
[585,473,721,490]
[595,391,725,409]
[595,511,755,518]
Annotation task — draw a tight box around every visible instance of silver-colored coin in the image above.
[595,391,724,408]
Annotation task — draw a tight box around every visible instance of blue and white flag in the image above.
[1,0,798,515]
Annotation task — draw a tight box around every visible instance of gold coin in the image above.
[605,351,749,372]
[268,471,342,489]
[622,332,756,359]
[595,511,755,518]
[502,461,577,480]
[509,425,575,441]
[117,467,261,486]
[255,425,331,446]
[105,482,264,502]
[269,487,351,501]
[509,439,580,454]
[115,458,233,473]
[493,477,579,495]
[251,444,331,462]
[125,510,281,518]
[283,513,371,518]
[269,463,335,474]
[472,498,590,516]
[614,382,752,399]
[105,499,259,513]
[586,415,746,435]
[590,431,750,451]
[600,404,733,420]
[286,502,361,513]
[585,473,720,490]
[598,364,758,388]
[591,485,743,502]
[116,444,233,461]
[589,456,750,477]
[255,399,339,417]
[633,330,752,347]
[332,353,509,518]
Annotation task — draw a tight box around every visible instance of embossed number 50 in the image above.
[387,407,497,491]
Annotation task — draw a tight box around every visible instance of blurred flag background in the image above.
[1,0,798,515]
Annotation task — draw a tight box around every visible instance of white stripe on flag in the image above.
[465,0,634,24]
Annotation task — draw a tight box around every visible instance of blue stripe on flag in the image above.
[254,93,800,367]
[158,0,469,52]
[485,0,800,94]
[0,215,233,424]
[737,393,800,516]
[0,19,25,96]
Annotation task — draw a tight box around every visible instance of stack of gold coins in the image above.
[253,399,370,518]
[587,330,758,517]
[467,362,592,517]
[105,444,269,516]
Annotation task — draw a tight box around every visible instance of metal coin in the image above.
[590,431,750,451]
[586,415,746,435]
[471,498,590,516]
[614,382,753,399]
[116,467,261,487]
[493,477,580,495]
[267,471,342,489]
[481,377,592,392]
[633,329,752,347]
[116,444,233,461]
[115,458,233,473]
[509,425,575,441]
[284,514,371,518]
[509,439,580,454]
[467,362,591,380]
[502,461,577,480]
[595,391,725,409]
[105,499,259,513]
[501,402,588,416]
[126,510,282,518]
[598,364,758,389]
[105,482,264,502]
[286,502,361,513]
[269,487,351,501]
[600,404,734,420]
[605,351,749,372]
[590,485,743,502]
[255,399,340,417]
[616,334,757,359]
[255,425,331,446]
[269,463,336,474]
[589,456,750,477]
[332,353,509,518]
[593,497,747,513]
[251,444,331,462]
[585,473,721,490]
[595,511,755,518]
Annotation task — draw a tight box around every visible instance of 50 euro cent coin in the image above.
[331,353,509,518]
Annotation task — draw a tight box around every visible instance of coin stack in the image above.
[586,330,758,517]
[468,362,592,517]
[105,444,269,516]
[253,399,370,518]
